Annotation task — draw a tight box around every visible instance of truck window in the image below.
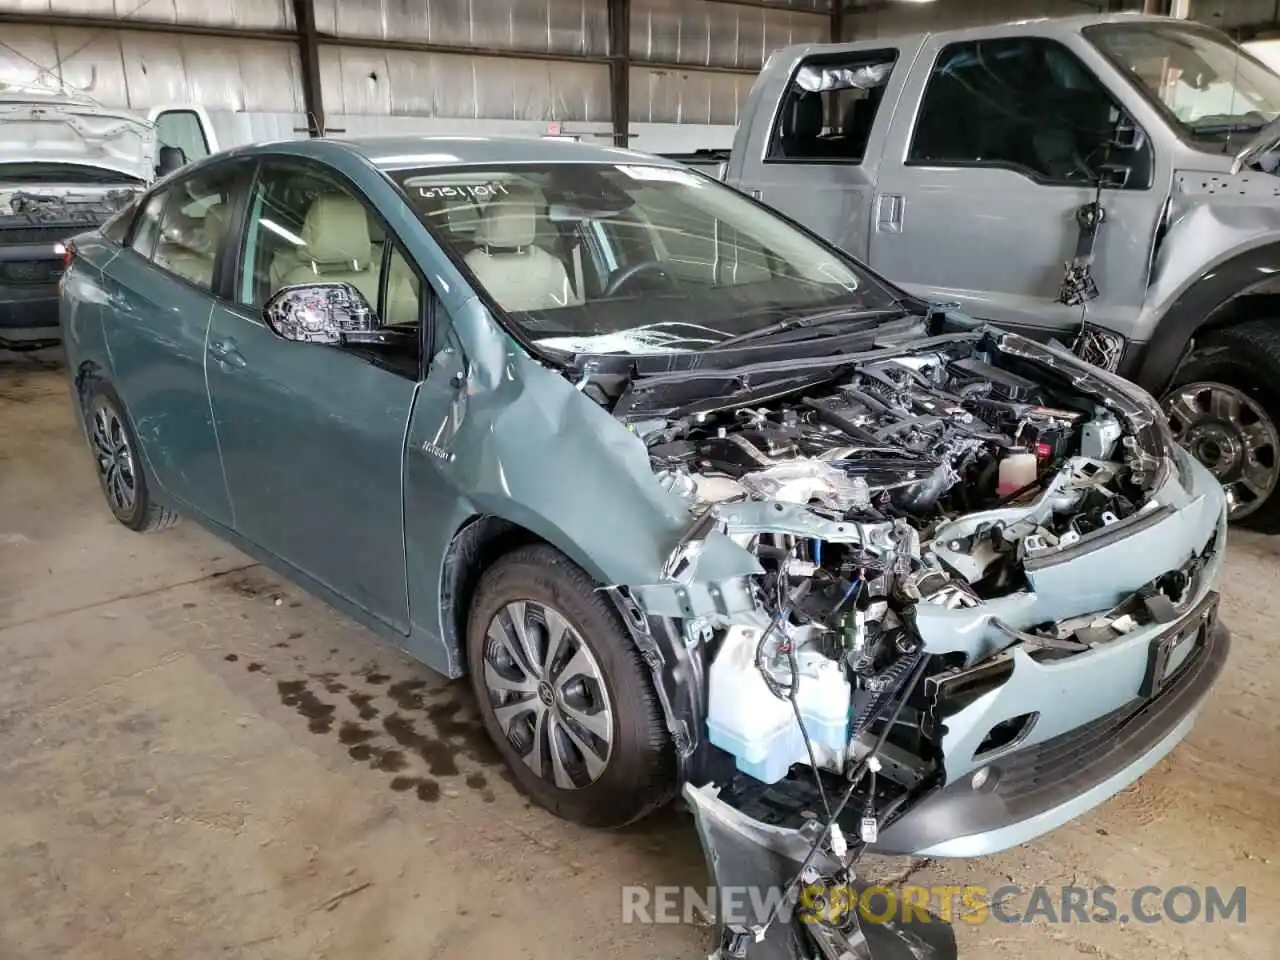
[767,54,897,164]
[908,38,1151,189]
[154,110,211,164]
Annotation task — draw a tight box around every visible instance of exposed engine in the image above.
[633,339,1167,795]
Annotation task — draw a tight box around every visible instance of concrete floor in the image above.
[1,354,1277,960]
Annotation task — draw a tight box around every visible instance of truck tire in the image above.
[81,379,180,533]
[1164,320,1280,532]
[466,544,676,827]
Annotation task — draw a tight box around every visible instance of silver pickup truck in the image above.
[698,13,1280,532]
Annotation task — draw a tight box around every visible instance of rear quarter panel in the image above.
[58,231,119,402]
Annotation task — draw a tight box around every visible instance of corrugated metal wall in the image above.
[630,66,752,125]
[319,47,610,122]
[1,0,294,30]
[1190,0,1279,31]
[630,0,825,71]
[314,0,609,56]
[0,23,304,112]
[0,0,829,143]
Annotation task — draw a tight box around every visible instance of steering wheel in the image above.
[602,261,675,298]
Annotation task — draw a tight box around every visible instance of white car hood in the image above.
[0,92,155,183]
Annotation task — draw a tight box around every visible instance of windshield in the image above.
[1087,22,1280,145]
[390,162,896,354]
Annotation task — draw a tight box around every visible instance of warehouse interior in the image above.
[3,1,1280,959]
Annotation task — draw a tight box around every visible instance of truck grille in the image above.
[0,260,63,285]
[0,224,79,245]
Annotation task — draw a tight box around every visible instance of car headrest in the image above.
[782,93,824,141]
[301,194,372,265]
[475,186,541,249]
[160,207,200,245]
[203,203,226,245]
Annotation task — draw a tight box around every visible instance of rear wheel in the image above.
[1164,321,1280,532]
[81,380,179,533]
[466,545,675,827]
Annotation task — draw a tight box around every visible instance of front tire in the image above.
[1164,320,1280,532]
[466,545,675,827]
[81,380,179,533]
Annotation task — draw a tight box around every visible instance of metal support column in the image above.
[293,0,325,137]
[831,0,845,43]
[608,0,631,148]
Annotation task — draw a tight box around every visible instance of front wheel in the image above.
[1163,321,1280,532]
[466,545,675,827]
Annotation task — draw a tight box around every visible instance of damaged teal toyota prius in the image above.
[60,136,1228,960]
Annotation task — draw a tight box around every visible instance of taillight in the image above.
[58,241,74,267]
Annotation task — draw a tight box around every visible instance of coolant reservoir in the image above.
[998,449,1038,498]
[707,626,851,783]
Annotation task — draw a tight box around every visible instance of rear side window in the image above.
[151,166,239,292]
[768,53,897,164]
[908,37,1152,189]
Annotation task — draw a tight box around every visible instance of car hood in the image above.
[0,92,155,183]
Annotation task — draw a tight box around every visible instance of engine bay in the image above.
[626,336,1182,817]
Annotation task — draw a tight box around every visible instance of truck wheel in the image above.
[1164,321,1280,532]
[82,380,179,533]
[466,545,676,827]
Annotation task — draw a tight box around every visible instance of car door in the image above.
[740,44,916,263]
[98,162,245,528]
[868,31,1168,339]
[204,158,424,634]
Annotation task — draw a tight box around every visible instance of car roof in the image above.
[231,135,681,172]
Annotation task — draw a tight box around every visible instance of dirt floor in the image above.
[1,354,1277,960]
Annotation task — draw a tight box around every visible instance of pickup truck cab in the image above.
[723,13,1280,530]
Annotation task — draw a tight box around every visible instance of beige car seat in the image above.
[276,193,418,325]
[463,186,580,311]
[278,194,381,305]
[154,201,225,288]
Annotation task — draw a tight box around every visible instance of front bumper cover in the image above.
[686,783,959,960]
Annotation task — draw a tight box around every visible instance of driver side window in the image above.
[909,38,1152,189]
[238,161,423,372]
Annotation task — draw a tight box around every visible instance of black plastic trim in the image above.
[1135,241,1280,395]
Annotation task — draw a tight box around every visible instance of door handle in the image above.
[208,337,246,368]
[876,194,906,233]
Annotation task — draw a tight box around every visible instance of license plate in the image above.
[1139,599,1215,698]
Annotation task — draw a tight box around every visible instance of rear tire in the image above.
[1164,320,1280,533]
[466,545,675,827]
[81,379,179,533]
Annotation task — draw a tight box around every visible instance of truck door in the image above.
[147,106,219,169]
[735,43,919,263]
[868,32,1167,342]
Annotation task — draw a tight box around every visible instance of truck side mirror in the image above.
[156,145,187,177]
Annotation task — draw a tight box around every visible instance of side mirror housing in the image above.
[156,145,187,177]
[263,282,411,347]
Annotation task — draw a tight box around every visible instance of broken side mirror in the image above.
[263,282,413,348]
[156,145,187,177]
